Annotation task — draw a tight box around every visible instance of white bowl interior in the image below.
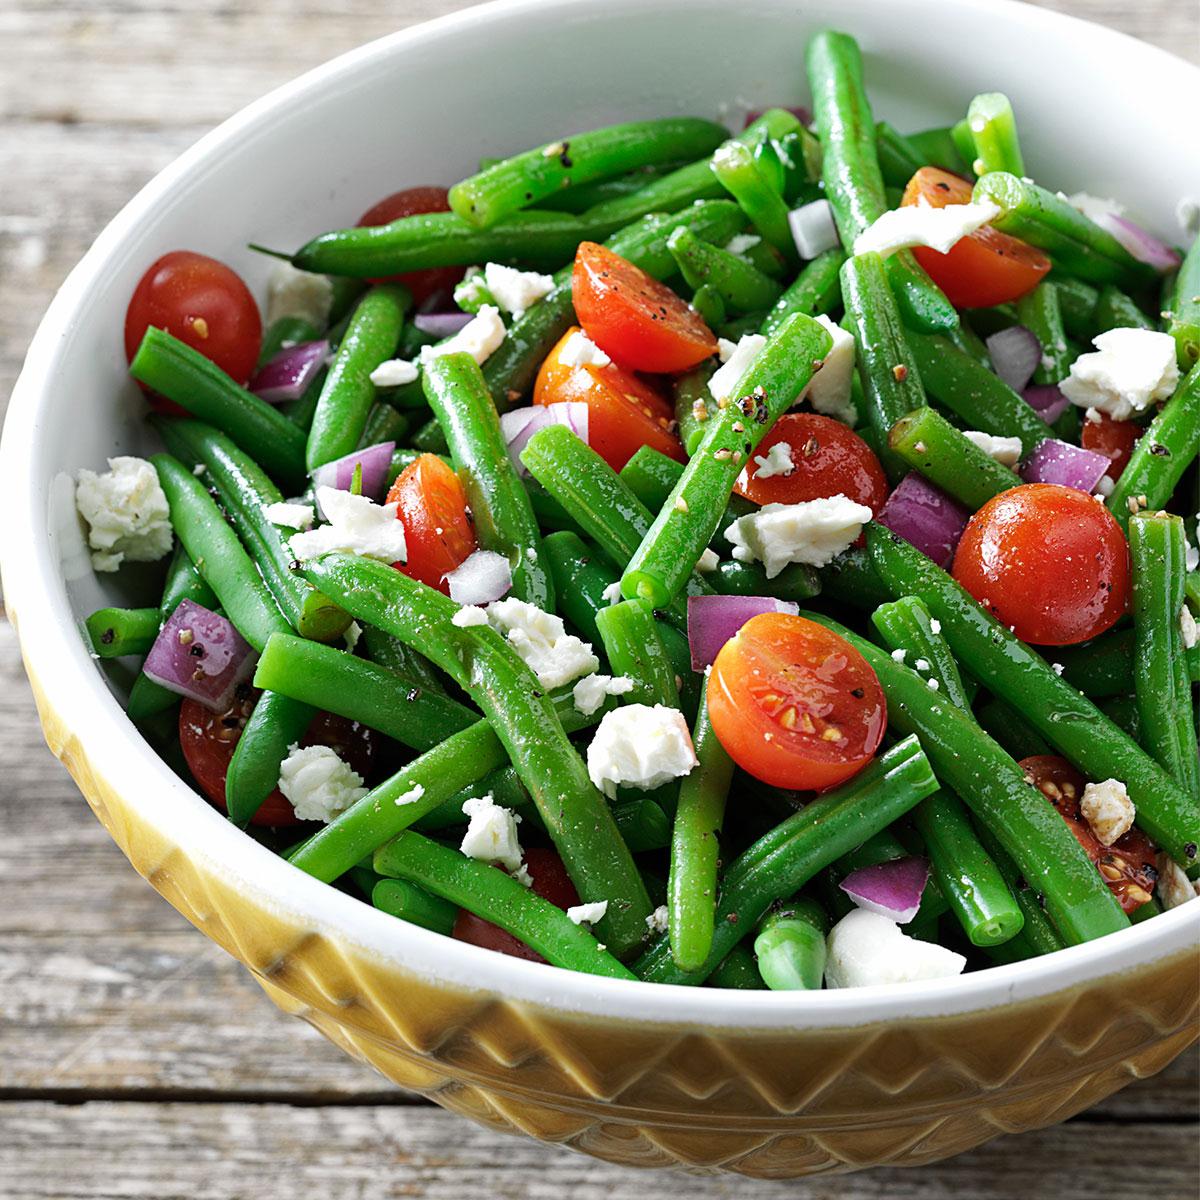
[4,0,1198,1026]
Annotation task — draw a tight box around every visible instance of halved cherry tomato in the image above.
[386,453,476,593]
[357,186,465,303]
[1081,413,1140,481]
[125,250,262,387]
[707,612,886,791]
[533,325,684,471]
[734,412,888,514]
[452,847,580,962]
[179,689,375,827]
[902,167,1050,308]
[1019,755,1157,913]
[952,483,1130,646]
[571,242,717,373]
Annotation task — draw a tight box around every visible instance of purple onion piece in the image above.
[1020,438,1111,494]
[143,599,256,711]
[249,339,330,404]
[1023,384,1071,425]
[686,594,799,671]
[840,856,930,924]
[310,441,395,514]
[876,473,971,568]
[414,311,474,338]
[1094,212,1182,273]
[501,402,588,476]
[986,325,1042,393]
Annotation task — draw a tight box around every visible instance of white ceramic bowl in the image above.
[3,0,1198,1177]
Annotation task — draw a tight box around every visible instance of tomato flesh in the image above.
[952,483,1130,646]
[125,250,262,387]
[386,453,477,593]
[180,690,375,826]
[1081,414,1139,482]
[1019,756,1157,913]
[902,168,1050,308]
[534,325,683,471]
[571,242,717,373]
[452,848,580,962]
[357,186,465,303]
[707,612,885,791]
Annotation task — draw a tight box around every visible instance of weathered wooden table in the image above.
[1,1,1196,1195]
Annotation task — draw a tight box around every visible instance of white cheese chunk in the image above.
[708,334,767,403]
[695,547,720,573]
[420,304,506,367]
[600,581,623,605]
[266,261,334,328]
[1155,852,1197,910]
[572,672,636,717]
[444,549,513,606]
[645,904,669,935]
[557,328,611,369]
[1060,328,1180,421]
[483,263,555,320]
[787,199,840,260]
[824,909,967,988]
[963,430,1023,467]
[262,501,315,530]
[586,703,697,799]
[75,455,173,572]
[277,743,367,823]
[288,487,408,563]
[343,620,362,652]
[1181,606,1198,650]
[752,442,795,479]
[1080,778,1135,846]
[1067,192,1124,223]
[486,597,598,689]
[725,233,762,257]
[853,197,1001,258]
[459,793,523,872]
[725,494,872,577]
[451,605,490,628]
[801,315,857,424]
[566,901,609,926]
[369,358,420,388]
[394,783,425,807]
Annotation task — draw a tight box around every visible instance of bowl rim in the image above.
[3,0,1198,1031]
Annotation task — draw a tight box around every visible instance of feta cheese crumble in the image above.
[572,672,635,716]
[451,605,490,628]
[459,794,524,873]
[485,597,599,689]
[801,315,857,424]
[1067,192,1124,223]
[343,620,362,652]
[725,494,872,577]
[420,304,506,367]
[708,334,766,403]
[586,703,698,799]
[646,904,669,935]
[695,547,720,573]
[369,358,420,388]
[288,487,408,563]
[752,442,795,479]
[483,263,555,320]
[75,456,173,572]
[787,198,840,260]
[1155,852,1197,910]
[262,501,315,530]
[600,581,623,605]
[852,197,1001,258]
[277,743,367,823]
[557,328,611,369]
[566,901,609,926]
[963,430,1023,467]
[824,909,967,988]
[1181,606,1199,650]
[1080,779,1136,846]
[266,261,334,328]
[394,783,425,807]
[1060,328,1180,422]
[725,233,762,257]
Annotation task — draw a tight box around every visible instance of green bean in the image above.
[875,121,924,189]
[841,252,925,481]
[870,594,971,711]
[1108,363,1200,531]
[668,695,734,971]
[709,140,795,260]
[1100,694,1142,741]
[866,523,1200,868]
[327,276,367,325]
[907,333,1051,456]
[706,944,765,989]
[888,406,1023,509]
[1129,512,1200,796]
[753,897,829,990]
[410,417,450,453]
[973,820,1066,957]
[667,226,783,313]
[711,559,822,602]
[1095,284,1155,333]
[975,697,1054,760]
[360,624,446,697]
[258,316,320,365]
[818,543,891,611]
[1051,275,1102,339]
[594,599,679,708]
[532,162,681,214]
[946,317,993,367]
[1054,628,1137,700]
[673,362,719,456]
[949,119,976,171]
[973,172,1157,289]
[374,832,636,978]
[85,607,159,658]
[689,283,726,329]
[306,285,410,471]
[759,248,845,340]
[906,125,968,174]
[1016,282,1071,384]
[361,403,410,448]
[1168,232,1200,369]
[225,689,316,826]
[448,117,727,228]
[613,796,672,853]
[301,552,651,954]
[422,353,552,609]
[372,877,458,936]
[966,93,1025,176]
[635,735,938,984]
[731,232,788,278]
[620,313,832,607]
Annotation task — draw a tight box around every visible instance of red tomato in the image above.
[180,690,375,826]
[357,186,464,303]
[953,483,1129,646]
[533,325,684,471]
[571,242,717,373]
[902,168,1051,308]
[707,612,886,791]
[734,413,888,514]
[452,848,580,962]
[386,453,477,593]
[1081,414,1139,481]
[125,250,262,386]
[1019,756,1157,913]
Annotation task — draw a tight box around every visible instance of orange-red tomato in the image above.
[1081,413,1140,481]
[952,483,1130,646]
[734,412,888,514]
[533,325,684,471]
[902,168,1050,308]
[452,848,580,962]
[180,691,375,827]
[386,453,476,593]
[357,186,465,302]
[707,612,886,791]
[1019,756,1158,913]
[571,242,717,373]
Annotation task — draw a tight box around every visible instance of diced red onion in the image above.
[414,311,474,338]
[310,441,395,513]
[444,549,512,605]
[1023,384,1070,425]
[500,402,588,476]
[788,199,840,260]
[743,105,811,128]
[876,473,970,568]
[249,339,329,404]
[840,856,930,924]
[686,594,799,671]
[986,325,1041,393]
[1021,438,1111,494]
[1094,212,1182,273]
[143,599,255,711]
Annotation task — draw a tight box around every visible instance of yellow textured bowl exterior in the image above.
[23,653,1199,1178]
